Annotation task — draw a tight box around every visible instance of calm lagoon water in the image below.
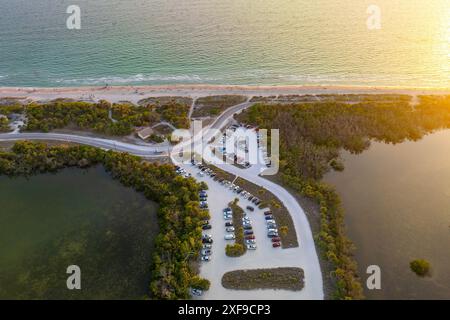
[0,0,448,87]
[324,130,450,299]
[0,166,158,299]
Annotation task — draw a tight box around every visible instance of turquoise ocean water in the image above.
[0,0,448,87]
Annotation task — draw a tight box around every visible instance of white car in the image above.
[191,288,203,296]
[245,239,256,245]
[226,227,235,232]
[201,256,210,262]
[268,228,278,233]
[266,219,276,224]
[247,244,257,250]
[198,172,205,177]
[224,233,236,240]
[202,244,212,249]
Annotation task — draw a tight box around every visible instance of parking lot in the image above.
[179,162,322,300]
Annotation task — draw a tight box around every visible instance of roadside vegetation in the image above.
[236,95,450,299]
[222,267,304,291]
[225,199,246,257]
[0,116,10,132]
[192,95,247,118]
[0,141,209,299]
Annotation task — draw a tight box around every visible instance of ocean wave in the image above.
[54,74,218,85]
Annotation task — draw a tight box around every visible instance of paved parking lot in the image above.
[182,163,322,300]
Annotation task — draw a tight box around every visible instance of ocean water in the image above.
[0,0,449,88]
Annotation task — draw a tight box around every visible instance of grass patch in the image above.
[222,267,304,291]
[192,95,247,118]
[225,199,246,257]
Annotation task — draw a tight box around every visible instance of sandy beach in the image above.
[1,85,449,104]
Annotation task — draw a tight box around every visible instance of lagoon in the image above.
[324,130,450,299]
[0,166,158,299]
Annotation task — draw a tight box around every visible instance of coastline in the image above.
[1,84,449,104]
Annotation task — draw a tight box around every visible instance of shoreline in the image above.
[1,84,449,104]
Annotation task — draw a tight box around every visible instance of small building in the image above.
[137,127,154,140]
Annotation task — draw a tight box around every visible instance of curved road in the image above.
[0,100,324,299]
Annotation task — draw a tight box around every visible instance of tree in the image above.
[410,259,431,277]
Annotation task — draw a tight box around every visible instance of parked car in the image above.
[266,219,276,224]
[264,211,272,215]
[247,244,257,250]
[243,225,252,230]
[271,237,281,243]
[203,243,212,249]
[245,239,256,244]
[268,228,278,233]
[201,249,212,256]
[265,215,274,220]
[202,238,212,244]
[225,222,233,227]
[267,224,277,229]
[202,224,212,230]
[246,206,255,212]
[267,233,279,238]
[226,227,235,232]
[200,197,208,202]
[244,230,254,235]
[245,235,255,240]
[191,288,203,296]
[272,242,281,248]
[248,196,254,201]
[201,256,211,261]
[224,233,236,240]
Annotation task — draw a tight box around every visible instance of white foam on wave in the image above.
[54,74,219,85]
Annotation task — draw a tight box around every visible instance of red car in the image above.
[245,235,255,240]
[272,242,281,248]
[264,211,272,216]
[271,237,281,243]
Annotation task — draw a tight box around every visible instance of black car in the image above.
[244,230,254,235]
[243,225,253,230]
[200,197,208,202]
[202,238,213,244]
[265,215,274,220]
[248,196,254,201]
[225,222,233,227]
[202,224,212,230]
[246,206,255,212]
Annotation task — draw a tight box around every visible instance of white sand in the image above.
[1,84,449,104]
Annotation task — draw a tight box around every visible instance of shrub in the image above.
[410,259,431,277]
